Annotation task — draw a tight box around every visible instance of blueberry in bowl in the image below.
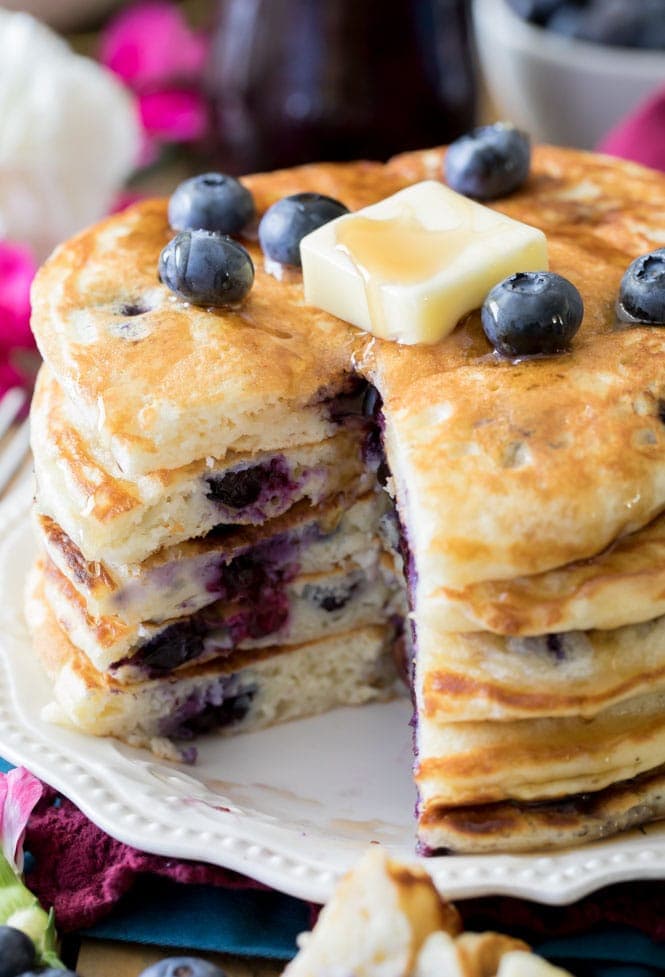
[168,173,255,235]
[616,248,665,324]
[139,958,227,977]
[259,192,349,266]
[473,0,665,149]
[506,0,570,25]
[481,270,584,356]
[509,0,665,49]
[159,230,254,307]
[444,123,530,200]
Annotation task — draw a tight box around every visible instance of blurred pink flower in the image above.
[598,84,665,173]
[0,242,38,398]
[110,189,146,214]
[139,88,208,141]
[100,1,209,159]
[0,767,43,873]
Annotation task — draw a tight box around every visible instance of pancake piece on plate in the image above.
[285,847,571,977]
[25,141,665,850]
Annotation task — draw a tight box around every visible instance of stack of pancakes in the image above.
[383,148,665,852]
[27,144,665,848]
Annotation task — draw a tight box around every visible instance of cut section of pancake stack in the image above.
[26,145,665,850]
[28,368,402,759]
[26,187,406,759]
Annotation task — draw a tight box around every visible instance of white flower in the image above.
[0,10,141,258]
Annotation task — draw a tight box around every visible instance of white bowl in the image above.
[473,0,665,149]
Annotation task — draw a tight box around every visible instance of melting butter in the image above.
[336,211,470,284]
[300,180,549,345]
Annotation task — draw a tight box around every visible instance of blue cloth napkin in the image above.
[2,757,663,970]
[83,878,309,960]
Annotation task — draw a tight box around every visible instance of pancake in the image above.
[36,492,390,624]
[416,689,665,806]
[284,847,571,977]
[423,507,665,635]
[419,765,665,855]
[417,614,665,722]
[27,567,398,756]
[252,148,665,584]
[284,847,464,977]
[30,198,370,479]
[376,261,665,590]
[41,550,400,681]
[32,366,374,566]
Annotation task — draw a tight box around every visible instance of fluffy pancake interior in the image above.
[27,566,399,751]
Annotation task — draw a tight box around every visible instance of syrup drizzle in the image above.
[335,205,497,338]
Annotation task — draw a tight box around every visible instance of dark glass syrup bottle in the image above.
[206,0,476,173]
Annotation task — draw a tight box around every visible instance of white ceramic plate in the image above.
[3,483,665,904]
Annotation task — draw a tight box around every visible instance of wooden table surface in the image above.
[75,940,283,977]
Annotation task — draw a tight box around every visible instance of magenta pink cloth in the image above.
[598,83,665,171]
[24,786,266,932]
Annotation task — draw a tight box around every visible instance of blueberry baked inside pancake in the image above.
[26,125,665,852]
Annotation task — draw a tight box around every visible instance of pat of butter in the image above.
[300,180,548,345]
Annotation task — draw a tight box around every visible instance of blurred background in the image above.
[1,0,664,396]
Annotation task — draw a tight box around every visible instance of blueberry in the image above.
[138,619,206,673]
[159,231,254,307]
[546,3,588,38]
[185,692,255,735]
[506,0,569,24]
[258,192,349,266]
[617,248,665,324]
[481,271,584,356]
[168,173,255,235]
[206,458,294,510]
[361,384,383,420]
[139,959,227,977]
[0,926,35,977]
[546,633,566,661]
[206,465,265,509]
[444,123,531,201]
[304,578,360,612]
[577,0,665,49]
[119,301,147,316]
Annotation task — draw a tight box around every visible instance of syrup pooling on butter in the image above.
[301,180,548,344]
[336,211,468,284]
[337,206,496,339]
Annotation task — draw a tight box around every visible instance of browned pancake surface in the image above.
[31,146,665,582]
[419,764,665,853]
